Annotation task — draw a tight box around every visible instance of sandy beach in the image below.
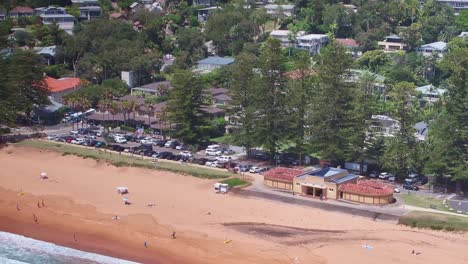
[0,144,467,264]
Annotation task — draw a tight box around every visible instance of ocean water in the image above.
[0,231,140,264]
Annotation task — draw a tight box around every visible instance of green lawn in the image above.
[400,194,451,212]
[399,211,468,232]
[221,178,249,187]
[210,134,235,145]
[15,140,232,179]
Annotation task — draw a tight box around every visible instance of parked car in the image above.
[95,141,106,148]
[217,156,232,162]
[249,166,263,173]
[154,140,166,147]
[405,173,420,184]
[211,160,226,168]
[157,151,174,159]
[415,176,428,186]
[378,172,393,180]
[403,183,419,191]
[164,140,179,148]
[140,137,153,144]
[114,136,127,144]
[369,171,379,178]
[394,187,400,193]
[71,138,86,145]
[70,130,79,135]
[176,144,188,150]
[205,145,222,156]
[235,164,251,172]
[108,144,125,152]
[179,151,193,158]
[388,176,396,182]
[222,148,235,155]
[253,153,269,160]
[46,134,59,140]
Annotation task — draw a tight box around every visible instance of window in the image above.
[328,188,334,191]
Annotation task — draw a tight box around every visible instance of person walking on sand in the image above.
[33,214,38,224]
[144,241,148,248]
[37,201,41,208]
[16,204,20,211]
[41,200,45,207]
[172,231,176,239]
[74,233,78,242]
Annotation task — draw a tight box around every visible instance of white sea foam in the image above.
[0,231,140,264]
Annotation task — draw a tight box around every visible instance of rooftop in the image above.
[197,56,235,66]
[416,84,446,96]
[264,167,305,182]
[207,87,229,96]
[37,45,57,57]
[44,76,81,93]
[336,38,358,48]
[297,34,328,40]
[298,167,348,179]
[339,180,394,196]
[419,41,447,51]
[133,81,172,92]
[331,174,359,184]
[10,6,34,13]
[265,4,295,10]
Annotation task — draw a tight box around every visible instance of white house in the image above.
[36,7,74,34]
[269,30,305,47]
[416,84,446,103]
[196,56,235,73]
[368,115,400,137]
[418,41,447,57]
[264,4,295,17]
[295,34,328,55]
[378,35,407,52]
[459,32,468,37]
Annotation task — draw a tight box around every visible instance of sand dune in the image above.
[0,145,467,264]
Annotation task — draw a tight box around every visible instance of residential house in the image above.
[459,31,468,37]
[343,4,358,12]
[295,34,328,55]
[420,0,468,13]
[418,41,447,57]
[416,84,446,104]
[36,45,57,65]
[348,69,386,94]
[378,35,407,52]
[44,76,81,103]
[36,7,75,34]
[368,115,400,137]
[207,87,232,105]
[78,6,102,20]
[264,4,295,17]
[9,6,34,17]
[0,9,6,20]
[196,56,235,73]
[130,80,172,96]
[194,0,216,6]
[336,38,361,58]
[197,6,220,22]
[269,30,305,48]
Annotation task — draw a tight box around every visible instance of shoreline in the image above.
[0,188,187,264]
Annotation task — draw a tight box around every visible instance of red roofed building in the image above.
[9,6,34,17]
[335,38,361,58]
[44,76,81,103]
[264,167,304,191]
[339,180,394,204]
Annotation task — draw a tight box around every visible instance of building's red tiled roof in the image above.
[264,167,304,183]
[339,180,393,196]
[10,6,34,13]
[284,69,316,80]
[44,76,81,93]
[336,38,358,48]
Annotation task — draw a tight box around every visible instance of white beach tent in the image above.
[39,172,48,180]
[116,187,129,195]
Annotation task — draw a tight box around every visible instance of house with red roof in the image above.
[264,167,305,191]
[44,76,81,103]
[339,180,394,204]
[9,6,34,17]
[335,38,361,58]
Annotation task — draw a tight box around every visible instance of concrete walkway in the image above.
[403,205,468,217]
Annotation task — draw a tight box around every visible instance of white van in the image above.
[206,145,221,156]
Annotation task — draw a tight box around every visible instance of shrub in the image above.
[430,225,443,230]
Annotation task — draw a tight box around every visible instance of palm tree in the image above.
[144,95,158,129]
[75,97,91,128]
[109,101,120,123]
[119,100,132,125]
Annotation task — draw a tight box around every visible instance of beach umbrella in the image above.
[122,197,129,201]
[40,172,47,177]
